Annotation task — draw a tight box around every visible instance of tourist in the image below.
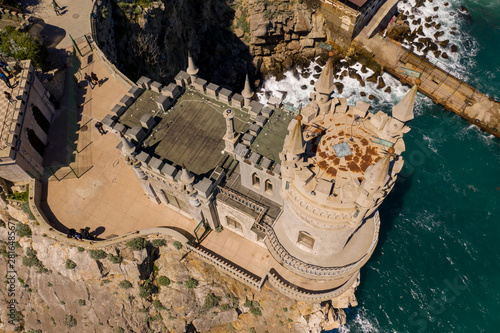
[4,91,15,105]
[90,72,100,87]
[0,61,13,76]
[73,231,83,241]
[0,72,13,89]
[66,228,76,238]
[95,121,106,135]
[84,73,94,89]
[52,0,62,16]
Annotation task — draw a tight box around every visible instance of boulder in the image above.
[334,82,344,94]
[450,44,458,52]
[377,77,386,89]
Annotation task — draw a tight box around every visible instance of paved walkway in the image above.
[24,0,94,49]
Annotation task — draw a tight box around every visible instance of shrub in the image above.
[0,220,5,227]
[282,307,288,312]
[215,226,223,233]
[65,259,77,269]
[89,250,107,260]
[151,239,166,247]
[22,248,41,267]
[0,26,48,69]
[287,318,293,322]
[153,300,166,310]
[203,293,220,310]
[117,328,125,333]
[185,278,198,289]
[220,304,230,311]
[16,222,31,237]
[173,241,182,250]
[119,280,133,289]
[108,253,123,264]
[64,314,77,328]
[157,276,170,286]
[139,279,155,298]
[77,247,85,252]
[21,202,35,220]
[127,237,146,250]
[78,299,86,306]
[7,190,29,201]
[250,328,256,333]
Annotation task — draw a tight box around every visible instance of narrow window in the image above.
[252,173,260,187]
[298,231,315,249]
[226,217,242,232]
[265,179,273,193]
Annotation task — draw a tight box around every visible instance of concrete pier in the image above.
[353,31,500,138]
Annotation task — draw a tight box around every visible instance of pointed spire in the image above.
[284,114,305,155]
[186,51,199,77]
[241,74,254,99]
[365,154,391,188]
[180,165,195,184]
[392,85,417,123]
[315,59,335,95]
[120,135,135,156]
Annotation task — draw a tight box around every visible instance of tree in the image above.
[0,26,48,69]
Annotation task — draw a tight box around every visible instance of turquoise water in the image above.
[339,0,500,332]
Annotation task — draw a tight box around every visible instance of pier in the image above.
[352,18,500,138]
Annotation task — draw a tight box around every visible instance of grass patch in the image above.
[65,259,77,269]
[157,276,170,286]
[203,293,220,310]
[89,250,107,260]
[126,237,146,251]
[119,280,133,289]
[16,222,31,237]
[185,278,198,289]
[151,239,166,247]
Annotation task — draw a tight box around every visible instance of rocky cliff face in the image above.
[0,196,344,332]
[96,0,329,90]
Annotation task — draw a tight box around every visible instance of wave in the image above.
[339,307,381,333]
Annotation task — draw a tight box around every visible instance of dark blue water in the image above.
[338,0,500,332]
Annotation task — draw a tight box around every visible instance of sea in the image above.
[257,0,500,332]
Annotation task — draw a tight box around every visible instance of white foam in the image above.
[397,0,479,80]
[339,307,380,333]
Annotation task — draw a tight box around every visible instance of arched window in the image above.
[226,216,242,232]
[265,179,273,193]
[298,231,315,249]
[26,128,45,157]
[252,173,260,187]
[31,105,50,134]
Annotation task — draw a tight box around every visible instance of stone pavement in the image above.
[24,0,94,49]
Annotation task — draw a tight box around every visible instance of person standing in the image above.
[95,121,106,135]
[90,72,100,87]
[52,0,62,16]
[0,72,13,89]
[4,91,15,105]
[84,73,94,89]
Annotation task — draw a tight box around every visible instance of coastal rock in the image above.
[334,82,344,94]
[433,31,444,39]
[442,52,449,59]
[369,94,376,100]
[439,39,449,47]
[377,77,386,89]
[360,91,366,97]
[450,44,458,52]
[435,23,442,30]
[366,73,378,83]
[384,86,392,93]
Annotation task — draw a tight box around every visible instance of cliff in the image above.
[93,0,330,89]
[0,196,344,332]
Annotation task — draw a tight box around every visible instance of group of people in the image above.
[67,228,95,241]
[84,72,101,89]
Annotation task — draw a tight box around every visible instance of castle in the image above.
[98,52,416,303]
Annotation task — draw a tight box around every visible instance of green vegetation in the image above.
[173,241,183,250]
[151,239,166,247]
[0,220,5,227]
[185,278,198,289]
[236,8,250,35]
[65,259,77,269]
[22,248,41,267]
[64,314,77,328]
[287,318,293,322]
[108,253,123,264]
[135,0,151,8]
[153,300,167,310]
[0,26,48,69]
[7,189,29,201]
[77,247,85,252]
[89,250,107,260]
[225,294,239,307]
[228,322,235,333]
[244,300,262,316]
[282,307,288,312]
[126,237,146,251]
[249,328,256,333]
[78,299,86,306]
[157,276,170,286]
[16,222,31,237]
[47,282,52,287]
[147,313,162,322]
[101,279,111,285]
[21,202,35,220]
[50,317,56,326]
[139,279,156,298]
[119,280,133,289]
[215,226,223,233]
[203,293,220,310]
[220,304,230,311]
[117,327,125,333]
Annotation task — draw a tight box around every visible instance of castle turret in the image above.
[386,83,418,137]
[241,74,254,108]
[120,135,136,157]
[186,51,199,84]
[283,114,305,161]
[223,109,239,155]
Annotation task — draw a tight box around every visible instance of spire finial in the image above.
[315,59,335,96]
[242,73,254,99]
[392,85,418,123]
[187,51,199,77]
